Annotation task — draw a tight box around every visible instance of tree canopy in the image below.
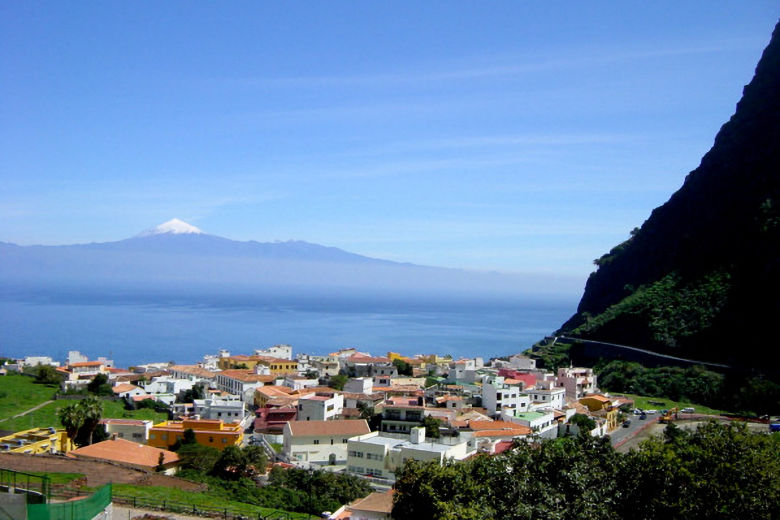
[393,421,779,519]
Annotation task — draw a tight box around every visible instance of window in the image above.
[209,437,214,443]
[222,438,227,443]
[343,439,348,443]
[330,439,334,445]
[313,439,320,445]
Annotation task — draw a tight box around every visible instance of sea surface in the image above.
[0,284,577,368]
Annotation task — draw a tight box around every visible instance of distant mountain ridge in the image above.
[558,20,780,370]
[0,220,570,298]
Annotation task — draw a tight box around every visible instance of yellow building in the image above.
[217,355,298,374]
[148,419,243,451]
[0,427,73,454]
[578,394,614,412]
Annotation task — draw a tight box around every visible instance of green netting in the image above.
[27,484,111,520]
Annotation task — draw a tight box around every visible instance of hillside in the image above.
[558,20,780,370]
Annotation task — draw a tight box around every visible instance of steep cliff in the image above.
[560,21,780,369]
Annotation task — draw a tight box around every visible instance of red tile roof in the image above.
[70,438,178,468]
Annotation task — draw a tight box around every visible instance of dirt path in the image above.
[0,453,205,491]
[0,400,54,423]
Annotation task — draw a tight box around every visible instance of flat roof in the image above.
[511,411,548,420]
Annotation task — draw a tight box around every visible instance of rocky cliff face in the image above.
[560,21,780,369]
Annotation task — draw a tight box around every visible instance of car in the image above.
[639,414,647,420]
[645,409,657,415]
[681,407,695,413]
[633,409,643,415]
[622,420,631,428]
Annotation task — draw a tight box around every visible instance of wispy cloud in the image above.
[211,37,760,90]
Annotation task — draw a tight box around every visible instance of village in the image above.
[0,344,669,520]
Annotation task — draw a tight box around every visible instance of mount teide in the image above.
[0,219,570,299]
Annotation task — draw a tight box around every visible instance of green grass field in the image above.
[0,375,167,432]
[26,472,85,485]
[111,484,315,519]
[619,393,727,416]
[0,375,58,422]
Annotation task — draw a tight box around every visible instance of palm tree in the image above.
[57,403,84,442]
[78,396,103,445]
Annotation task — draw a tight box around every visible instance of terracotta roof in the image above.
[436,395,464,403]
[349,491,394,514]
[169,365,217,378]
[342,392,384,401]
[112,383,139,394]
[346,354,391,364]
[581,394,612,403]
[473,426,531,437]
[286,419,370,437]
[256,386,294,397]
[219,370,276,383]
[69,361,104,368]
[132,395,155,402]
[70,438,178,468]
[493,440,515,454]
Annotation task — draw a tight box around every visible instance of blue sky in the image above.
[2,2,778,283]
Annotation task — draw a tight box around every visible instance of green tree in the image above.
[178,383,206,403]
[57,403,84,442]
[58,396,104,447]
[34,365,61,386]
[177,443,221,473]
[86,374,113,396]
[329,374,348,391]
[392,358,413,376]
[569,413,597,432]
[76,396,104,446]
[421,415,441,439]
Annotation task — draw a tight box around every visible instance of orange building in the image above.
[148,419,243,451]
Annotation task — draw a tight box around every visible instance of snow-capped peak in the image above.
[137,218,203,237]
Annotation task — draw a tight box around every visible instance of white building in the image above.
[142,376,196,396]
[67,351,89,365]
[481,377,531,416]
[111,383,147,399]
[23,356,59,367]
[254,344,293,359]
[282,375,319,391]
[192,398,245,423]
[344,377,374,394]
[501,410,558,439]
[522,381,566,411]
[297,392,343,421]
[556,367,598,399]
[283,419,371,465]
[215,370,276,401]
[509,354,536,370]
[347,427,473,480]
[100,419,153,442]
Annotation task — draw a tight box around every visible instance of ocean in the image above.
[0,285,576,368]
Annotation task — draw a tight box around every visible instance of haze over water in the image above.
[0,286,574,368]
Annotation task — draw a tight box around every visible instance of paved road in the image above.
[609,414,660,448]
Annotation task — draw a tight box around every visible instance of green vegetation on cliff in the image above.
[559,21,780,372]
